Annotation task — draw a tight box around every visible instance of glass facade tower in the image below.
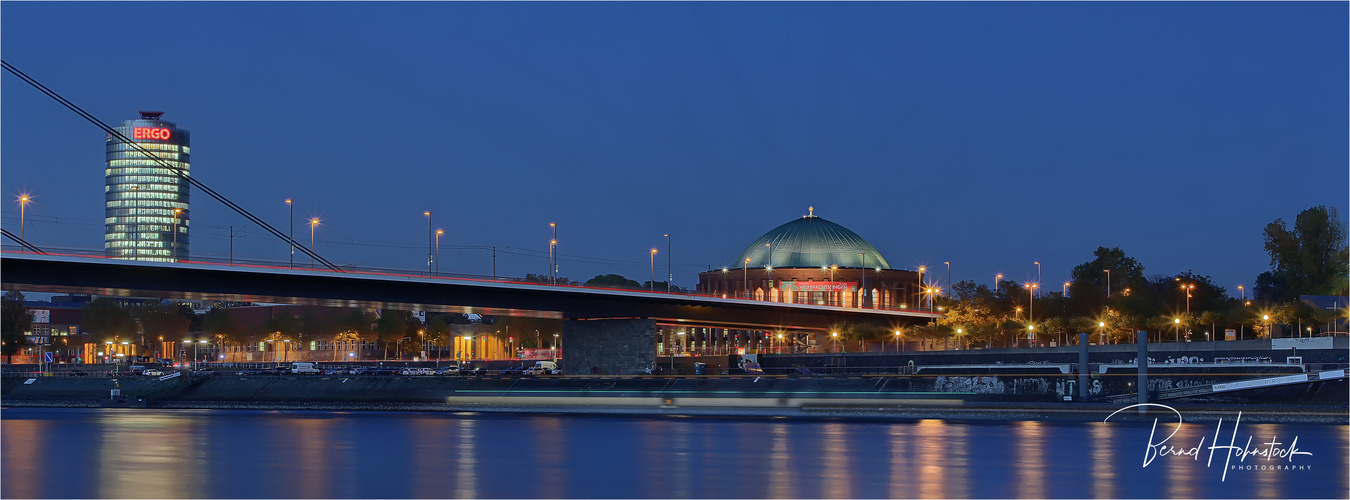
[104,111,191,262]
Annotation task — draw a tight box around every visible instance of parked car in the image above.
[400,367,435,376]
[66,370,88,377]
[438,364,461,376]
[323,368,347,375]
[498,366,525,376]
[464,366,486,376]
[143,369,165,376]
[236,369,265,376]
[291,362,322,374]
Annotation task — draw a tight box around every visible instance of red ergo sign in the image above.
[133,127,171,140]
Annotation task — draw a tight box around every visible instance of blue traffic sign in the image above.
[43,352,54,363]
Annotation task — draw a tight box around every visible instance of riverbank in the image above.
[4,397,1345,424]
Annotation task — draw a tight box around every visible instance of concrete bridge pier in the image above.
[560,319,657,375]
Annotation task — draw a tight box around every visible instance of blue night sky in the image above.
[2,1,1346,294]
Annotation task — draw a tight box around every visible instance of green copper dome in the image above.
[734,209,891,270]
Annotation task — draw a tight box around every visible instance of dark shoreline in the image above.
[4,399,1346,425]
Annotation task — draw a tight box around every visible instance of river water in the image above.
[1,407,1345,499]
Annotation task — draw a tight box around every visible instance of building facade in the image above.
[697,208,923,309]
[105,111,191,262]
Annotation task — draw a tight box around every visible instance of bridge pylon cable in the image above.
[1,228,46,254]
[1,60,342,272]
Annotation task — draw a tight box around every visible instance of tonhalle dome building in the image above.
[697,208,924,310]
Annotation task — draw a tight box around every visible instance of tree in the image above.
[374,310,411,359]
[135,303,191,346]
[523,273,578,286]
[201,307,244,354]
[1067,247,1146,317]
[585,274,642,288]
[1256,206,1349,302]
[81,298,137,343]
[1,291,31,363]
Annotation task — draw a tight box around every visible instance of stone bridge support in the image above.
[560,319,657,375]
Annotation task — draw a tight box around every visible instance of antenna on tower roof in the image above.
[139,111,164,120]
[807,206,815,218]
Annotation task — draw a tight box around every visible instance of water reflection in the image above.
[915,419,946,499]
[2,419,42,499]
[820,422,852,499]
[1089,422,1116,498]
[1014,420,1045,499]
[96,410,204,499]
[1,409,1345,499]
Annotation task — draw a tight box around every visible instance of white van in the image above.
[291,362,321,374]
[524,360,558,375]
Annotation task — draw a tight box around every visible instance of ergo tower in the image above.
[104,111,191,262]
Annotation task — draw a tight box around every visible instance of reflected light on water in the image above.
[410,417,451,498]
[946,422,969,498]
[670,421,692,499]
[97,410,204,499]
[1014,420,1045,499]
[283,417,334,499]
[1089,422,1115,498]
[1166,418,1200,499]
[532,417,566,498]
[454,418,477,499]
[915,419,946,499]
[769,423,793,499]
[2,419,42,499]
[887,424,912,499]
[1249,423,1283,500]
[821,422,852,498]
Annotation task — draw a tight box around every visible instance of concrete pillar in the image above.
[1137,330,1148,409]
[1078,333,1089,401]
[560,319,657,375]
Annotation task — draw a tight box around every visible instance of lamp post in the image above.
[944,261,951,297]
[894,330,903,352]
[550,223,557,284]
[425,211,433,277]
[956,328,963,350]
[831,332,838,353]
[1024,283,1038,322]
[1034,261,1042,298]
[918,266,927,308]
[1063,281,1070,297]
[776,333,783,354]
[1098,321,1106,345]
[1174,317,1181,343]
[1238,285,1246,339]
[286,199,293,269]
[553,333,559,362]
[665,233,671,293]
[743,257,750,299]
[1027,325,1035,348]
[435,229,444,277]
[995,273,1002,292]
[171,208,182,262]
[309,218,320,269]
[860,253,867,308]
[650,248,658,291]
[1263,314,1270,339]
[18,194,30,241]
[1104,269,1111,297]
[765,243,775,299]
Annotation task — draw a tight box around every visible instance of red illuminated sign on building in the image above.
[782,281,855,292]
[132,127,171,140]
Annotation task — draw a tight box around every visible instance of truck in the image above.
[290,362,321,374]
[524,360,559,375]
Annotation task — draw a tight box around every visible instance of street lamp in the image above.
[894,330,903,352]
[171,208,182,262]
[550,222,557,285]
[743,258,750,298]
[918,266,927,307]
[1263,314,1270,339]
[650,248,658,291]
[286,199,293,269]
[309,218,321,269]
[1034,261,1042,298]
[425,211,433,277]
[1174,317,1182,342]
[955,328,963,350]
[776,333,783,354]
[860,253,867,308]
[944,261,951,297]
[995,273,1003,292]
[553,333,560,362]
[435,229,444,277]
[1024,283,1038,321]
[1062,281,1070,296]
[1104,269,1111,298]
[831,331,838,353]
[1238,285,1246,339]
[1098,321,1106,345]
[665,233,671,294]
[18,193,30,241]
[766,243,775,297]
